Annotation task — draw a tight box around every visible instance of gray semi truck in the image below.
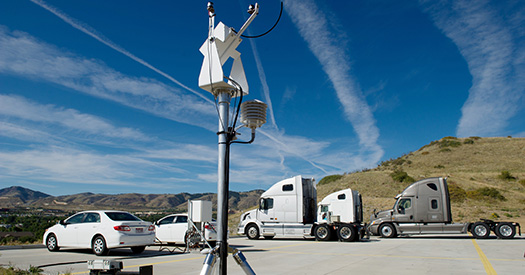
[368,177,521,239]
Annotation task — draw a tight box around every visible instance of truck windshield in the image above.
[260,198,273,210]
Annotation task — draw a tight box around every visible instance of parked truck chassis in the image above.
[368,177,521,239]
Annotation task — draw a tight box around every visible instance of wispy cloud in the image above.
[0,146,193,190]
[0,94,149,141]
[283,0,384,167]
[29,0,212,104]
[0,27,215,129]
[420,0,525,137]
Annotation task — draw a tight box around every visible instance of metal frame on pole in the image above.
[198,3,264,275]
[216,90,232,274]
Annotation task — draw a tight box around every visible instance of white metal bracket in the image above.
[198,4,259,97]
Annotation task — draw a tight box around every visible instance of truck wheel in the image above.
[246,224,260,240]
[315,224,332,241]
[471,222,490,239]
[495,222,515,239]
[337,225,357,242]
[379,223,397,238]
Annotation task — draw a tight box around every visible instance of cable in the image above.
[225,77,244,132]
[235,2,283,39]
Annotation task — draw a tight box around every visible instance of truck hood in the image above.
[370,209,393,223]
[239,209,257,225]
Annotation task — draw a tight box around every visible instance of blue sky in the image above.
[0,0,523,196]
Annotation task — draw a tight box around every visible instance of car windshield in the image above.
[105,212,141,221]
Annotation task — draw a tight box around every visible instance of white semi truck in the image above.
[237,175,365,242]
[368,177,521,239]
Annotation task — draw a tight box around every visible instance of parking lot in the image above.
[1,235,524,274]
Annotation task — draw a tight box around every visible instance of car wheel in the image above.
[495,222,515,239]
[46,234,60,251]
[379,223,397,238]
[92,236,109,256]
[131,246,146,254]
[315,224,331,241]
[246,224,260,240]
[471,222,490,239]
[337,225,357,242]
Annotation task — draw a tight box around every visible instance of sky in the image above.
[0,0,524,196]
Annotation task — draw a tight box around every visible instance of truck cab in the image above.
[238,175,365,241]
[368,177,520,239]
[237,175,316,240]
[369,177,454,237]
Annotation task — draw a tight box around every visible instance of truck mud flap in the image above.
[361,223,370,240]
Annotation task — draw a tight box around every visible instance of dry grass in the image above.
[317,137,525,224]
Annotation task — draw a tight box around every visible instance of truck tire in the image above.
[337,225,357,242]
[379,223,397,238]
[495,222,516,239]
[246,224,260,240]
[315,224,332,241]
[471,222,490,239]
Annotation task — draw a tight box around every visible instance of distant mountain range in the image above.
[0,185,263,213]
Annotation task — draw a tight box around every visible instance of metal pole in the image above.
[216,89,232,275]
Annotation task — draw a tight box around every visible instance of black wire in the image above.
[226,77,244,132]
[237,2,283,39]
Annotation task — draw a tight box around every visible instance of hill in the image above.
[0,186,263,214]
[317,137,525,225]
[0,186,51,207]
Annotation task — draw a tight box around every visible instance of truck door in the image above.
[394,197,420,233]
[394,198,414,222]
[258,197,275,223]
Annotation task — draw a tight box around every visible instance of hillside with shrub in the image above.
[317,137,525,225]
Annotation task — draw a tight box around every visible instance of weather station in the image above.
[197,2,276,275]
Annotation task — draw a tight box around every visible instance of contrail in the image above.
[259,129,328,174]
[420,0,524,137]
[30,0,213,104]
[248,38,277,128]
[284,0,384,166]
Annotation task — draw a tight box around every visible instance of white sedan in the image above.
[155,214,217,246]
[43,210,155,256]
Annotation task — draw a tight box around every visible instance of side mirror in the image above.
[59,220,66,225]
[154,221,160,226]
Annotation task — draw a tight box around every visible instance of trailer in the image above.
[237,175,365,242]
[368,177,521,239]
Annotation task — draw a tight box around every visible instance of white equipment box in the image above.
[189,200,212,222]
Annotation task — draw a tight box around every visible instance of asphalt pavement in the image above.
[1,235,524,274]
